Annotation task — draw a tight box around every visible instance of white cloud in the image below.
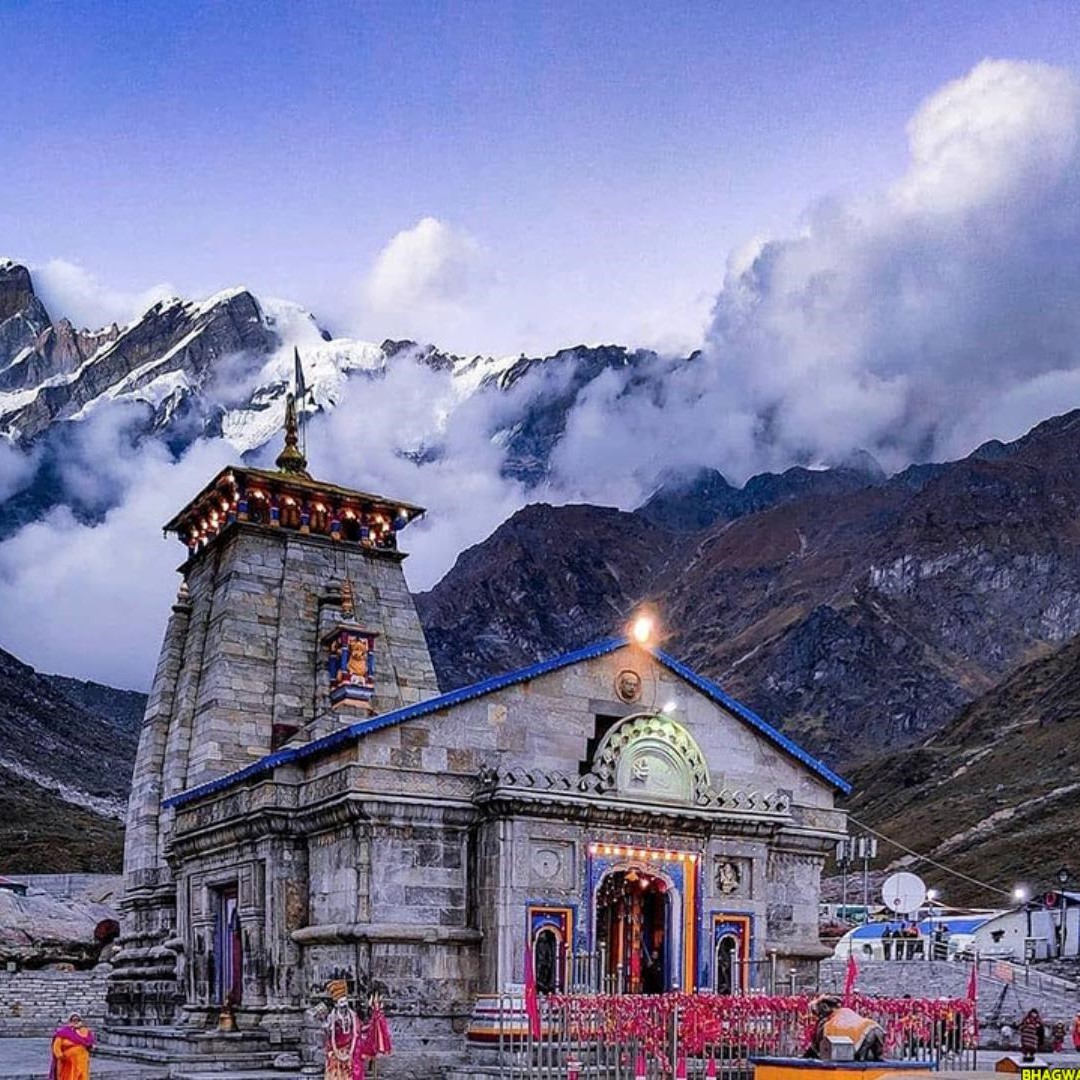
[279,353,528,591]
[0,437,38,502]
[894,59,1080,215]
[549,58,1080,497]
[0,434,234,689]
[362,217,491,334]
[32,258,174,330]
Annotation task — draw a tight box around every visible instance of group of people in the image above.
[1013,1009,1080,1061]
[45,982,391,1080]
[1010,1006,1080,1058]
[881,921,925,959]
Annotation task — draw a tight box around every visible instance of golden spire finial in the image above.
[275,392,309,475]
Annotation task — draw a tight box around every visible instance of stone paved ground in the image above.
[0,1038,166,1079]
[3,1038,1080,1079]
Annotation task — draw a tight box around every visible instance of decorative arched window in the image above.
[591,713,711,804]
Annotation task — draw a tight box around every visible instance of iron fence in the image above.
[975,955,1079,998]
[477,992,978,1079]
[564,951,816,997]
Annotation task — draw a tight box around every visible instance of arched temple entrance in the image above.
[710,914,751,994]
[715,933,738,994]
[595,868,674,994]
[534,927,560,994]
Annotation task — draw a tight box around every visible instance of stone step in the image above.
[173,1074,308,1080]
[2,1074,164,1080]
[99,1047,284,1070]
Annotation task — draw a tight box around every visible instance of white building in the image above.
[833,896,1080,964]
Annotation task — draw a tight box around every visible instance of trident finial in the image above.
[275,392,309,475]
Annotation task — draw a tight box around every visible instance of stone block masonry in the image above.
[0,966,109,1036]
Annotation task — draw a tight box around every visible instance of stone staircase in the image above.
[95,1024,299,1075]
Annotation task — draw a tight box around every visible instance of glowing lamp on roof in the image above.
[631,614,654,644]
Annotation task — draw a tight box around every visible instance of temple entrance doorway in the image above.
[212,884,242,1006]
[715,933,738,994]
[595,868,672,994]
[710,914,751,994]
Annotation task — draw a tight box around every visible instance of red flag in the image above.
[523,939,540,1039]
[966,962,979,1041]
[634,1052,647,1080]
[843,952,859,999]
[705,1060,718,1078]
[371,1003,393,1056]
[676,1055,688,1078]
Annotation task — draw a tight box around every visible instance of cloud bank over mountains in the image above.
[4,58,1080,688]
[552,59,1080,496]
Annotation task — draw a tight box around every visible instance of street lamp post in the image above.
[1057,866,1071,955]
[855,835,878,920]
[836,840,853,924]
[1015,887,1031,944]
[926,889,940,959]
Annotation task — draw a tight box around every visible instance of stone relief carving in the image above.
[532,847,561,880]
[614,668,643,703]
[594,713,710,804]
[619,743,691,801]
[529,841,574,888]
[475,762,791,817]
[716,858,742,895]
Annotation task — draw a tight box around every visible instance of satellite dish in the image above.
[882,871,927,915]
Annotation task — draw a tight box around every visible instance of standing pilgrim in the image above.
[49,1012,95,1080]
[323,980,392,1080]
[1019,1009,1044,1062]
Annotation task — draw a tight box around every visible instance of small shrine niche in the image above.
[324,625,378,714]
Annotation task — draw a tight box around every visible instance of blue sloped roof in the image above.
[164,636,850,808]
[851,916,994,939]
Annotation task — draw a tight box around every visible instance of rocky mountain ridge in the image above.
[846,626,1080,905]
[417,409,1080,772]
[6,407,1080,880]
[0,644,145,873]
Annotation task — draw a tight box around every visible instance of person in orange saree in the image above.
[49,1012,95,1080]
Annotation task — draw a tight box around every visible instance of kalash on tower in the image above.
[102,371,850,1077]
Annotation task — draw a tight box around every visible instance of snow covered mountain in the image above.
[1,261,697,541]
[0,261,687,537]
[0,259,523,451]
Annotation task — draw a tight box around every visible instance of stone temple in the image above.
[105,395,850,1076]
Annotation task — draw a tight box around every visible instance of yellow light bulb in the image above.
[631,614,654,644]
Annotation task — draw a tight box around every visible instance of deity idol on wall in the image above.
[325,627,377,711]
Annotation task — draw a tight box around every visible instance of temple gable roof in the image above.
[165,637,850,809]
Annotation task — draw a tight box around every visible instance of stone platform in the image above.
[0,1037,313,1080]
[0,1038,166,1079]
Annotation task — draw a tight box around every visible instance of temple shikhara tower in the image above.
[107,384,849,1076]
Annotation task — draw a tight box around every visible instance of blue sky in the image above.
[3,0,1080,353]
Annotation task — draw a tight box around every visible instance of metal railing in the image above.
[975,955,1079,997]
[565,951,797,997]
[479,992,978,1078]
